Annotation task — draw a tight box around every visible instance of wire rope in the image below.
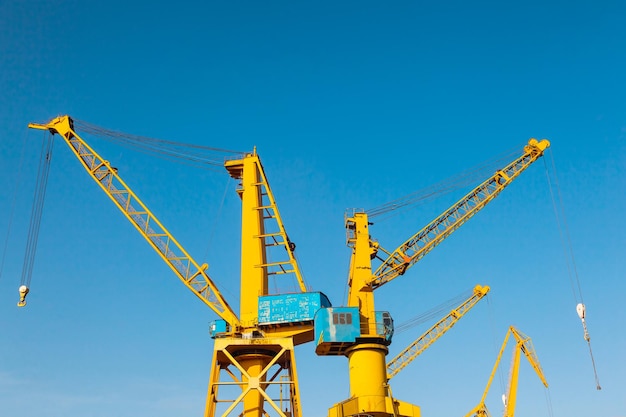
[73,119,244,171]
[543,386,555,417]
[484,293,508,405]
[72,119,246,302]
[203,176,232,262]
[19,131,54,288]
[394,286,475,334]
[192,175,241,304]
[542,150,601,390]
[543,155,583,304]
[366,146,520,221]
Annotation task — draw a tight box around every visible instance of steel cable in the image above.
[394,286,475,334]
[543,151,601,390]
[19,132,54,287]
[73,119,244,171]
[366,146,520,221]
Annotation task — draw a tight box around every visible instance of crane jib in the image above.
[27,115,241,328]
[369,139,549,290]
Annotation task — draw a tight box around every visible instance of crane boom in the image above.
[386,284,489,379]
[464,329,513,417]
[28,115,240,328]
[368,139,550,291]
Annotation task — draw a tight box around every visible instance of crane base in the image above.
[328,395,420,417]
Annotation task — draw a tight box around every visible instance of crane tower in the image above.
[314,139,549,417]
[26,116,328,417]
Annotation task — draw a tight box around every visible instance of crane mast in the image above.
[318,138,549,417]
[386,284,490,379]
[224,152,308,327]
[464,326,548,417]
[27,116,323,417]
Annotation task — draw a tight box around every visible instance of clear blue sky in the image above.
[1,1,624,416]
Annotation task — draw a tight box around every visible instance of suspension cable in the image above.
[73,119,245,171]
[394,286,476,334]
[72,118,247,300]
[366,146,520,221]
[543,150,601,390]
[17,131,55,306]
[543,384,555,417]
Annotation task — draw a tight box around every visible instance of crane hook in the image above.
[17,285,29,307]
[576,303,601,390]
[576,303,590,342]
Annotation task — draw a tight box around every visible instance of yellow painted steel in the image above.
[229,154,268,328]
[346,213,377,336]
[329,343,421,417]
[386,284,490,379]
[333,211,420,417]
[225,152,307,328]
[205,337,302,417]
[334,139,549,417]
[218,153,307,417]
[367,138,550,291]
[464,326,548,417]
[30,116,309,417]
[28,116,240,327]
[27,115,552,417]
[348,343,388,399]
[503,327,548,417]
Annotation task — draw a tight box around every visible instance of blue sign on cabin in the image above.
[258,292,331,326]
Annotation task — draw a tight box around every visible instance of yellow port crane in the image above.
[314,139,550,417]
[26,115,326,417]
[386,284,490,380]
[464,326,548,417]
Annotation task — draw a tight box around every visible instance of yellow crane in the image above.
[21,116,551,417]
[386,284,490,379]
[25,115,327,417]
[464,326,548,417]
[314,139,550,417]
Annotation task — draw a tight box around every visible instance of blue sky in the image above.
[1,1,624,416]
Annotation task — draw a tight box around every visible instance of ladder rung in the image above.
[257,232,281,238]
[258,261,292,268]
